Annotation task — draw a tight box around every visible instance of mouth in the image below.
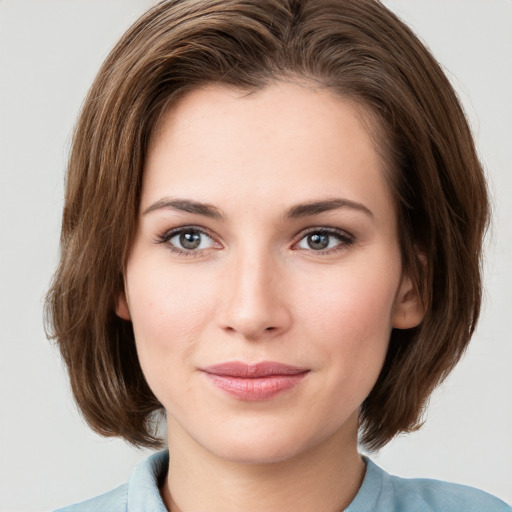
[200,361,310,401]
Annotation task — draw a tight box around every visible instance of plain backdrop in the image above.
[0,1,511,510]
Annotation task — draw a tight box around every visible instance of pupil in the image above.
[180,231,201,250]
[308,233,329,250]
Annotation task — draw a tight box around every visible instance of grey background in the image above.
[1,1,510,510]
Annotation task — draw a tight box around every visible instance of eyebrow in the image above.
[143,197,373,220]
[143,198,223,219]
[285,198,374,220]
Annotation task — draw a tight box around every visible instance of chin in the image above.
[208,436,307,465]
[195,419,338,466]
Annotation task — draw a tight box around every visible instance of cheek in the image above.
[294,257,400,400]
[301,265,398,343]
[128,255,218,327]
[125,261,217,387]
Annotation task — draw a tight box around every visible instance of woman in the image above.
[46,0,510,510]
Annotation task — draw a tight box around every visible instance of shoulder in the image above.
[52,450,169,512]
[347,458,511,512]
[388,473,510,512]
[53,484,127,512]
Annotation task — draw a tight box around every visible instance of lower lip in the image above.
[204,373,308,401]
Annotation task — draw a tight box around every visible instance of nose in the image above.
[217,250,292,341]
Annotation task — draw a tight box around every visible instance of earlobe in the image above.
[392,275,425,329]
[116,290,131,321]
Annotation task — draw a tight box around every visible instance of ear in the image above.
[392,273,424,329]
[115,289,131,321]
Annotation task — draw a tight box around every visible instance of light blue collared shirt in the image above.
[54,450,511,511]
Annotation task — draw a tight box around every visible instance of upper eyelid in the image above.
[294,226,354,240]
[159,225,217,241]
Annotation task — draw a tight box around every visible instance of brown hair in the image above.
[46,0,489,450]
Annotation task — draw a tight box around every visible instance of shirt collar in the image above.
[127,450,169,511]
[126,451,384,512]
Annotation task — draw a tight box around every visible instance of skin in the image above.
[117,82,424,512]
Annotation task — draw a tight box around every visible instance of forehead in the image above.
[143,82,395,224]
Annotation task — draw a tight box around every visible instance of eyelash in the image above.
[155,226,355,257]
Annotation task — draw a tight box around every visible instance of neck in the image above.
[161,415,365,512]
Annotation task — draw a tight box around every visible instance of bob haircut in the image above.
[46,0,489,451]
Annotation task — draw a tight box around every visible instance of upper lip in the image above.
[201,361,309,378]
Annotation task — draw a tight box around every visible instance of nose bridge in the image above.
[219,241,290,340]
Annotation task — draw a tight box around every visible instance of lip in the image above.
[200,361,309,401]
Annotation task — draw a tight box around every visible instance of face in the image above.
[117,83,423,465]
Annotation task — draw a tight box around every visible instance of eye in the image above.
[296,229,354,252]
[157,227,218,253]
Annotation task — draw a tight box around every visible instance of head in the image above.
[46,0,489,451]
